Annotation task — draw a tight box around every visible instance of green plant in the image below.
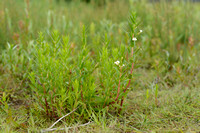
[0,92,9,113]
[29,12,142,121]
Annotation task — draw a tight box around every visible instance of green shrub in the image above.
[29,13,142,121]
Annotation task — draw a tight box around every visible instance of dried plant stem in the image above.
[47,106,79,130]
[41,121,92,132]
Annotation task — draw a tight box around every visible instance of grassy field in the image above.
[0,0,200,132]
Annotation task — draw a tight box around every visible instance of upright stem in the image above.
[114,67,122,102]
[108,68,122,106]
[43,85,49,117]
[81,84,83,102]
[120,47,134,110]
[124,47,134,93]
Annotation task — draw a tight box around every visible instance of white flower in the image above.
[122,64,125,67]
[114,61,120,65]
[132,37,137,41]
[140,30,143,33]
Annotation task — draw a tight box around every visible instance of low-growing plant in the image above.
[0,92,9,112]
[29,12,142,122]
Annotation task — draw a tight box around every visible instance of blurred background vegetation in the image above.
[1,0,199,69]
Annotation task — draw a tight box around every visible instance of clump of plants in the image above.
[29,12,142,122]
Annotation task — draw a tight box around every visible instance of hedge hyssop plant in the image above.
[29,12,141,120]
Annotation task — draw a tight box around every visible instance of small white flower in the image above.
[122,64,125,67]
[132,37,137,41]
[140,30,143,33]
[114,61,120,65]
